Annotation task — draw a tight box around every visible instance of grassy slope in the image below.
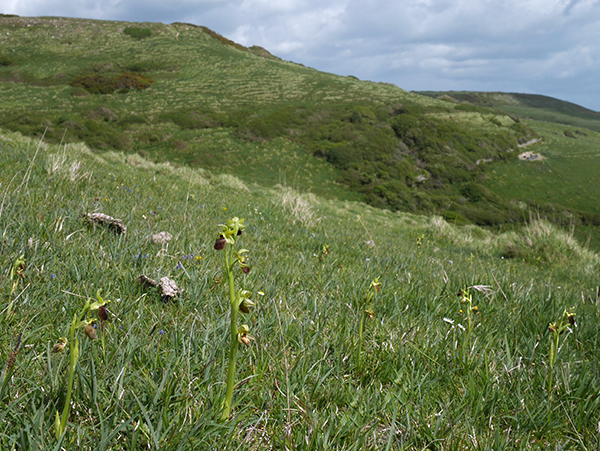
[417,92,600,250]
[0,15,412,201]
[1,131,600,449]
[417,91,600,132]
[0,16,538,217]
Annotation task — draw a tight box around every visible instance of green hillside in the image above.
[2,128,600,449]
[0,15,542,225]
[417,91,600,132]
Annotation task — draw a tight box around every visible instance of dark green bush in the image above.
[69,87,89,97]
[460,182,486,202]
[114,73,154,92]
[69,73,153,94]
[124,27,152,39]
[159,109,221,130]
[70,74,115,94]
[0,54,16,66]
[443,210,470,225]
[119,115,147,126]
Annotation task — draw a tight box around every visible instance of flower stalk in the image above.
[215,218,255,421]
[356,279,380,368]
[547,307,576,396]
[54,289,109,439]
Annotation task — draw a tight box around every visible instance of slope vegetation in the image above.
[1,15,538,224]
[1,130,600,449]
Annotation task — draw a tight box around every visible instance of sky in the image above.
[2,0,600,111]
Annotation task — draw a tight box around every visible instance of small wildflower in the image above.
[85,323,97,340]
[371,279,381,294]
[237,324,254,347]
[239,296,255,314]
[52,338,67,353]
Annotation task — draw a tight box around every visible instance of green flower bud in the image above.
[239,297,255,314]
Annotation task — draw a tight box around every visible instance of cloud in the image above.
[1,0,599,109]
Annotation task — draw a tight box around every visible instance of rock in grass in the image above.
[151,231,172,244]
[159,277,181,301]
[137,274,181,302]
[85,213,127,235]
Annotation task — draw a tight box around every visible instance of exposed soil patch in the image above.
[519,151,545,161]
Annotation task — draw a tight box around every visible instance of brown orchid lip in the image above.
[98,305,108,321]
[214,237,226,250]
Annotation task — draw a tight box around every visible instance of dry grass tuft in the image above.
[277,185,319,228]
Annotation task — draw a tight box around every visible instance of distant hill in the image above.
[416,91,600,133]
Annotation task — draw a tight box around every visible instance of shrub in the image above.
[69,73,153,94]
[443,210,470,225]
[159,109,221,130]
[70,74,115,94]
[0,54,16,66]
[460,182,486,203]
[114,72,154,92]
[124,27,151,39]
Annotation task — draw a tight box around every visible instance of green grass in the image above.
[483,121,600,249]
[1,131,600,449]
[418,91,600,133]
